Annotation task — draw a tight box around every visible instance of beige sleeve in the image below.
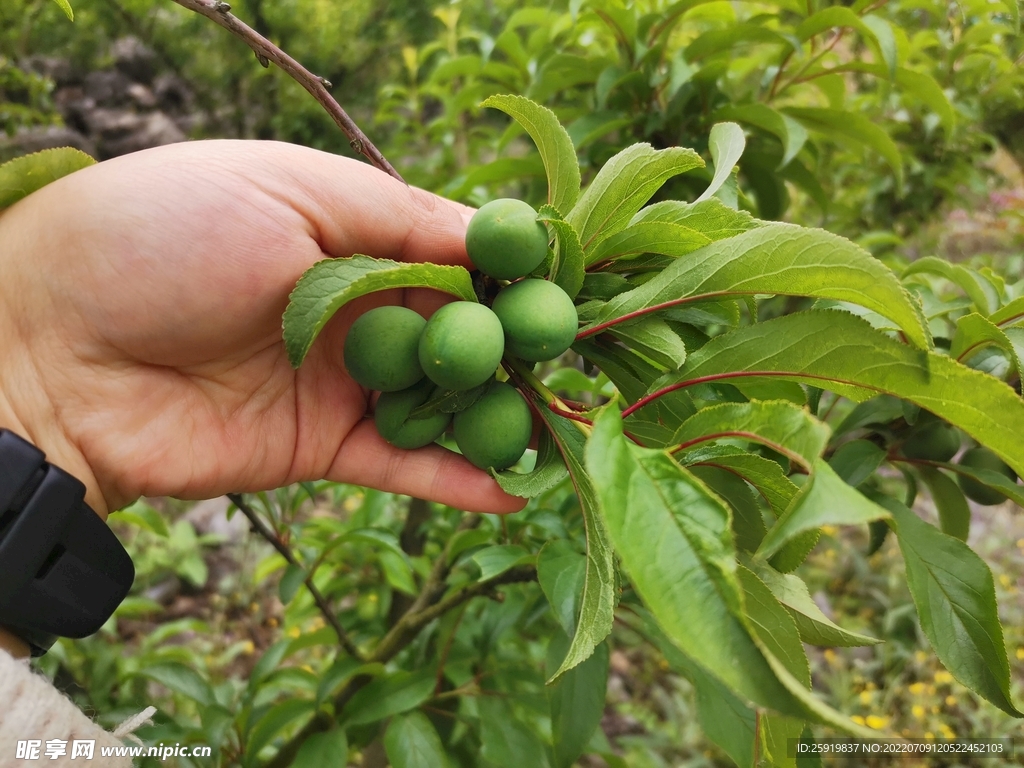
[0,650,133,767]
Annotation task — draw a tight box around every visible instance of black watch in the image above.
[0,429,134,656]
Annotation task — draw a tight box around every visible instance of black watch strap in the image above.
[0,430,134,656]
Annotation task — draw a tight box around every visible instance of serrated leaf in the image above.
[672,400,831,470]
[903,257,999,316]
[50,0,74,20]
[537,205,586,298]
[137,662,214,706]
[293,729,349,768]
[547,633,609,768]
[342,669,436,726]
[631,197,762,239]
[795,6,873,42]
[990,296,1024,327]
[538,540,587,636]
[587,221,712,267]
[537,408,616,682]
[738,566,810,687]
[919,460,1024,508]
[648,310,1024,480]
[566,143,704,253]
[951,312,1020,378]
[785,107,903,193]
[749,560,881,647]
[0,147,94,209]
[827,439,886,487]
[916,467,971,541]
[714,104,808,168]
[690,464,767,552]
[697,122,745,202]
[409,383,488,418]
[607,317,687,370]
[384,713,448,768]
[480,697,552,768]
[680,445,799,516]
[471,544,534,581]
[757,459,891,559]
[585,224,930,349]
[482,94,580,214]
[879,497,1023,717]
[283,256,476,368]
[493,428,569,497]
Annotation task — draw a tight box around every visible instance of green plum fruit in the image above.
[492,278,578,362]
[465,199,549,280]
[419,301,504,390]
[901,421,961,462]
[374,379,452,449]
[344,305,425,392]
[453,381,532,470]
[956,447,1017,505]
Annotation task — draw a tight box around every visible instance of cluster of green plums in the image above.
[343,199,578,471]
[899,413,1017,505]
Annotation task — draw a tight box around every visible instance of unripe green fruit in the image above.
[902,421,961,462]
[465,199,549,280]
[453,381,532,470]
[374,379,452,450]
[419,302,504,390]
[956,447,1017,505]
[344,306,425,392]
[491,278,578,362]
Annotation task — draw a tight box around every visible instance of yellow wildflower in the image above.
[859,691,873,705]
[851,716,866,725]
[1016,647,1024,660]
[945,695,956,707]
[865,715,889,730]
[940,724,956,739]
[934,670,952,684]
[909,682,926,695]
[912,705,926,719]
[824,649,838,665]
[998,574,1013,588]
[915,650,928,663]
[242,640,255,655]
[287,626,301,638]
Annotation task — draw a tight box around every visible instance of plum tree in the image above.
[465,199,549,280]
[453,381,532,470]
[957,447,1018,505]
[374,379,452,450]
[491,278,578,362]
[418,301,504,390]
[343,305,425,391]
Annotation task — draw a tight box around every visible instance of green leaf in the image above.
[861,15,898,77]
[538,408,617,682]
[479,697,552,768]
[279,563,305,605]
[951,312,1020,377]
[757,459,891,559]
[903,257,999,316]
[249,639,292,689]
[409,383,488,418]
[827,439,886,487]
[607,317,687,370]
[672,400,831,470]
[283,256,476,368]
[880,497,1023,717]
[679,445,799,516]
[697,122,745,202]
[0,147,93,209]
[108,500,169,537]
[785,107,903,193]
[749,560,881,647]
[137,662,214,706]
[380,550,418,595]
[384,712,448,768]
[737,566,810,687]
[714,104,808,168]
[586,224,930,350]
[293,729,349,768]
[690,464,767,552]
[493,428,569,498]
[247,699,316,757]
[923,460,1024,508]
[587,221,711,267]
[547,634,609,768]
[342,669,437,726]
[538,540,587,636]
[566,143,704,253]
[50,0,74,20]
[537,205,586,298]
[631,197,762,240]
[650,310,1024,479]
[482,94,581,214]
[471,544,534,581]
[989,296,1024,327]
[916,467,971,541]
[795,6,872,42]
[685,23,798,62]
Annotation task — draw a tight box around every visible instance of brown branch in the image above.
[167,0,404,182]
[227,493,363,660]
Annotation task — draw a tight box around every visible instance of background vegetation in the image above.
[2,0,1023,765]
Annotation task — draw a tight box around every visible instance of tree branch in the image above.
[227,493,363,660]
[167,0,404,182]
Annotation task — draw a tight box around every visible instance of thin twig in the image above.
[227,493,363,660]
[168,0,404,182]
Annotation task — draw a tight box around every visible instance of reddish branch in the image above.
[168,0,404,182]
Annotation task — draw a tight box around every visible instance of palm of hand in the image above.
[0,141,522,515]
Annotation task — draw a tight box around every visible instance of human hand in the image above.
[0,140,526,517]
